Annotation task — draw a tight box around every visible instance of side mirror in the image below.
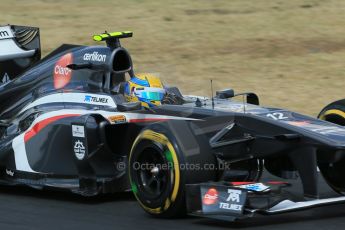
[216,89,234,99]
[246,93,259,105]
[231,92,260,105]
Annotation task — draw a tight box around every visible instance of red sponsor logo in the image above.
[287,121,310,127]
[202,188,218,205]
[53,53,73,89]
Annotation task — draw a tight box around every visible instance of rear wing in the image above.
[0,25,41,83]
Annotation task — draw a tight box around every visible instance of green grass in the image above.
[1,0,345,115]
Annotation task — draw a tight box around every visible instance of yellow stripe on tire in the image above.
[319,109,345,120]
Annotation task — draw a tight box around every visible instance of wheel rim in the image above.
[135,146,170,200]
[319,156,345,194]
[322,114,345,126]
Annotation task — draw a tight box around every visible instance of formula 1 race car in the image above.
[1,24,345,221]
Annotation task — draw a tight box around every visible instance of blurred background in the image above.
[1,0,344,115]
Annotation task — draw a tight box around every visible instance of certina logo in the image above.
[74,140,86,160]
[202,188,218,205]
[84,95,108,104]
[53,53,73,89]
[83,52,107,62]
[0,30,9,38]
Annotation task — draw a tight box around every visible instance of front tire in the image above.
[318,99,345,125]
[128,121,217,217]
[318,99,345,194]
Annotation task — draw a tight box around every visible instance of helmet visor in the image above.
[134,87,165,101]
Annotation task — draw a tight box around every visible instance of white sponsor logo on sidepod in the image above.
[83,52,106,62]
[72,125,85,138]
[74,140,86,160]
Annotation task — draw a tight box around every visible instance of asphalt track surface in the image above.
[0,174,345,230]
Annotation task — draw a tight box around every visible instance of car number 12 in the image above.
[266,112,288,120]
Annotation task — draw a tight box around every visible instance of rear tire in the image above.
[128,121,217,217]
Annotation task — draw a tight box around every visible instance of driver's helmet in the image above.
[124,73,166,107]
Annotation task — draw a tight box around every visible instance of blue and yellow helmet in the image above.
[124,73,166,107]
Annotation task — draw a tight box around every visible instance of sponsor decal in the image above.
[0,26,14,40]
[5,169,14,177]
[109,115,127,124]
[83,51,107,62]
[219,202,243,211]
[0,30,9,38]
[234,183,270,192]
[226,189,241,202]
[286,120,345,135]
[84,95,91,102]
[53,53,73,89]
[218,189,243,212]
[2,73,10,83]
[72,125,85,138]
[74,140,86,160]
[0,26,13,40]
[202,188,219,205]
[84,95,108,104]
[310,126,345,135]
[201,186,247,215]
[286,121,310,127]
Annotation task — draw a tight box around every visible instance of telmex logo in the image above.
[226,189,241,203]
[202,188,218,205]
[53,53,73,89]
[83,52,107,62]
[84,95,109,104]
[0,30,9,37]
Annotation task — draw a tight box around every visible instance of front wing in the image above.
[186,178,345,221]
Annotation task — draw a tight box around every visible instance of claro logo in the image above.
[53,53,73,89]
[202,188,219,205]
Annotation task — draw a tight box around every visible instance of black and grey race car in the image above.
[1,24,345,221]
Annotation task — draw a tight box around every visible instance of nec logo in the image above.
[84,95,108,104]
